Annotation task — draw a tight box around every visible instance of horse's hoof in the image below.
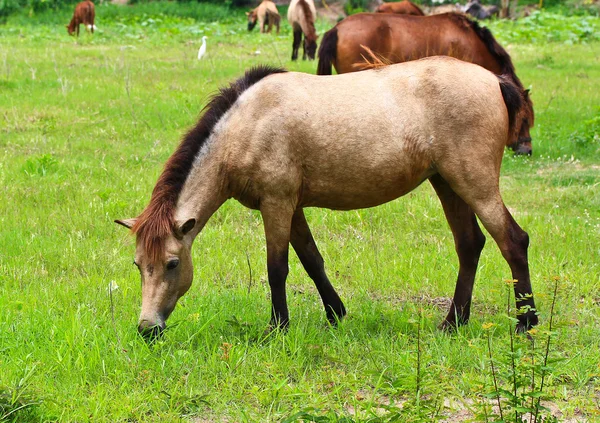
[438,319,458,332]
[439,314,468,332]
[516,312,538,334]
[265,318,289,335]
[326,303,347,326]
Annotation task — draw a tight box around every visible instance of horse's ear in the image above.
[178,218,196,236]
[115,218,137,229]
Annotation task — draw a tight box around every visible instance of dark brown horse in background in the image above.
[66,0,95,37]
[317,13,534,155]
[288,0,318,60]
[376,1,425,16]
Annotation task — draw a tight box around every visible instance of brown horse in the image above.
[376,1,425,16]
[66,0,95,37]
[317,13,534,155]
[287,0,318,60]
[116,59,538,340]
[247,0,281,34]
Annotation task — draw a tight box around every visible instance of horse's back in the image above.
[377,1,425,15]
[222,58,508,209]
[258,0,278,17]
[76,0,94,23]
[287,0,316,25]
[334,13,499,74]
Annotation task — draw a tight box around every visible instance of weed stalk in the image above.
[533,277,559,423]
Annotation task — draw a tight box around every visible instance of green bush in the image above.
[344,0,369,15]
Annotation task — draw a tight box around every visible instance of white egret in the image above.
[197,36,208,60]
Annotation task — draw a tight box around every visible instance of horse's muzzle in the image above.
[138,319,165,341]
[513,138,532,156]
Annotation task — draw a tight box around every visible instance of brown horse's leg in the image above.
[458,186,538,331]
[302,35,307,61]
[430,175,486,330]
[261,202,294,329]
[292,29,302,61]
[290,209,346,325]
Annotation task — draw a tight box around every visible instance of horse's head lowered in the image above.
[513,89,534,155]
[246,10,258,31]
[305,34,319,60]
[115,217,197,339]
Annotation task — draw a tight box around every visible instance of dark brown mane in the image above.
[298,0,317,40]
[448,13,523,89]
[132,65,287,262]
[457,13,534,126]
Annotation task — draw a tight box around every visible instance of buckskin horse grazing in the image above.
[287,0,318,60]
[66,0,95,37]
[116,59,538,340]
[317,13,534,155]
[376,1,425,16]
[247,0,281,34]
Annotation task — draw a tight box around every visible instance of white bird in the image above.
[197,36,208,60]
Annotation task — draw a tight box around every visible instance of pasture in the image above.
[1,3,599,422]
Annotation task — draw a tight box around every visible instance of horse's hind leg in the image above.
[261,201,294,329]
[290,209,346,325]
[446,175,538,331]
[430,174,486,330]
[292,29,302,61]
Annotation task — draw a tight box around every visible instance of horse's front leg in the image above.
[292,29,302,61]
[261,202,294,329]
[290,209,346,325]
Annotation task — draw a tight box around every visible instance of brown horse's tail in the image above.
[498,75,523,141]
[317,27,338,75]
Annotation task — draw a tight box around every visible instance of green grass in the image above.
[1,4,599,422]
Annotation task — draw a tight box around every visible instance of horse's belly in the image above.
[298,154,435,210]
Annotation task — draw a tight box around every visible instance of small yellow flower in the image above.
[482,322,495,330]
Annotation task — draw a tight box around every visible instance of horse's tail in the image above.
[317,27,338,75]
[271,11,281,29]
[498,74,523,140]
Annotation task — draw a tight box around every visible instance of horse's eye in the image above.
[166,259,180,271]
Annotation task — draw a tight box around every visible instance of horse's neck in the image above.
[175,142,228,236]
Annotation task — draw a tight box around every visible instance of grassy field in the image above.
[1,3,599,422]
